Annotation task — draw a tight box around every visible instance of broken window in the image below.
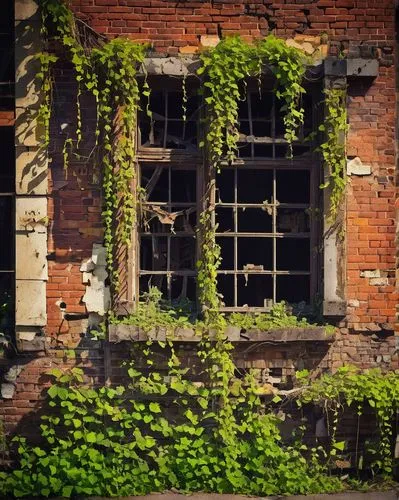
[237,84,315,159]
[0,127,15,327]
[137,78,320,311]
[139,163,198,302]
[215,164,318,310]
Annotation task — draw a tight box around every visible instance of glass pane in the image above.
[276,238,310,271]
[237,169,273,204]
[237,274,272,308]
[238,237,272,271]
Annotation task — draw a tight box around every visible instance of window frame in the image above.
[133,77,322,313]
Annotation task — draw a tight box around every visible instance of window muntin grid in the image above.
[215,164,315,310]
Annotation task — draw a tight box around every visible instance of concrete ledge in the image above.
[109,324,334,343]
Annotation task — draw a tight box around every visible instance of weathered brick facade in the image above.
[0,0,398,438]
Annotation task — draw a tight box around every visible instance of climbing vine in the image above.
[35,51,58,147]
[38,0,347,308]
[319,88,348,219]
[91,39,146,287]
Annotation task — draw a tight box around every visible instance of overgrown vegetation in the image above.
[0,353,343,498]
[199,35,307,169]
[6,4,380,497]
[2,355,399,497]
[298,365,399,476]
[109,286,323,337]
[319,88,348,219]
[38,0,348,301]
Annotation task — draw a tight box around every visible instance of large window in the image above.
[137,78,320,311]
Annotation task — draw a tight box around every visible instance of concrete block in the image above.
[360,270,381,278]
[347,58,378,77]
[1,383,16,399]
[16,146,48,195]
[16,327,41,341]
[16,231,48,280]
[82,284,110,316]
[347,157,372,176]
[16,196,47,232]
[323,300,347,316]
[16,280,47,326]
[369,277,388,286]
[324,58,347,77]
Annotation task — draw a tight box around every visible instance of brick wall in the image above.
[0,0,397,437]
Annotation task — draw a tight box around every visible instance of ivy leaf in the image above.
[86,432,96,443]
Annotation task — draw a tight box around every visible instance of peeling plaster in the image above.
[81,244,110,318]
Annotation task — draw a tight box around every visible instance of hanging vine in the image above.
[91,39,146,289]
[319,88,348,219]
[198,35,307,171]
[40,1,145,294]
[35,51,58,147]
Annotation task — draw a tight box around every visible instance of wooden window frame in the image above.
[129,78,322,313]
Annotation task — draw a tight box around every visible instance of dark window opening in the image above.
[0,126,15,330]
[236,85,316,159]
[0,0,14,110]
[139,78,200,150]
[139,163,198,302]
[136,79,320,312]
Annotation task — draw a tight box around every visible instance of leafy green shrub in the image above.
[0,343,342,498]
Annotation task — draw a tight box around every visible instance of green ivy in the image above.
[35,51,58,147]
[198,35,307,170]
[297,365,399,475]
[319,88,348,219]
[0,350,342,498]
[91,38,146,290]
[40,1,145,294]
